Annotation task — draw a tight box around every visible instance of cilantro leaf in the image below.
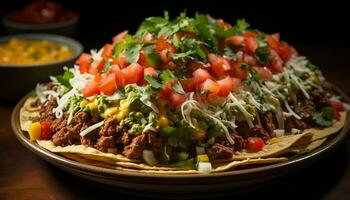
[144,75,162,89]
[255,45,271,64]
[235,19,249,33]
[113,42,126,58]
[143,46,162,67]
[124,42,142,64]
[172,82,186,95]
[56,71,73,88]
[313,106,334,127]
[101,62,112,73]
[160,69,177,83]
[223,47,237,61]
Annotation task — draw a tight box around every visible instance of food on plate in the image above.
[7,0,77,25]
[20,12,348,173]
[0,38,73,64]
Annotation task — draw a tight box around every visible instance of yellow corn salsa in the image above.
[0,38,73,65]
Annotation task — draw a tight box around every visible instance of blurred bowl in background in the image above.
[0,34,83,102]
[2,16,79,37]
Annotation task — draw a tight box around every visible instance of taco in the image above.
[20,12,348,173]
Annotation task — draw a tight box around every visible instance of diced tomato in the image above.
[76,53,92,74]
[227,35,244,46]
[40,121,51,140]
[144,67,157,77]
[117,54,127,68]
[229,62,248,79]
[269,58,284,73]
[102,44,113,61]
[187,60,205,74]
[331,101,345,111]
[122,63,144,84]
[138,50,149,67]
[243,54,257,66]
[192,68,211,84]
[266,34,280,49]
[254,66,272,81]
[155,36,176,53]
[163,61,177,70]
[231,77,242,91]
[200,79,221,98]
[181,78,197,92]
[112,30,128,43]
[278,42,293,61]
[110,65,126,85]
[81,80,100,97]
[246,137,265,152]
[217,77,233,97]
[241,31,257,38]
[208,54,231,77]
[169,92,187,108]
[88,61,105,75]
[99,73,117,96]
[245,37,258,55]
[160,83,173,99]
[160,50,172,64]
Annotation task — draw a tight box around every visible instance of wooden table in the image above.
[0,46,349,200]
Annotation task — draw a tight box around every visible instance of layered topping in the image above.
[29,12,347,171]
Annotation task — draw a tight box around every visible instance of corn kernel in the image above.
[28,122,41,141]
[159,116,169,127]
[80,99,89,107]
[268,95,280,106]
[197,154,209,162]
[88,102,97,111]
[104,107,119,118]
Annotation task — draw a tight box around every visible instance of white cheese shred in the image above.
[80,121,105,137]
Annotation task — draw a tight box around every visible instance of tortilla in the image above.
[293,111,347,146]
[61,152,288,174]
[37,140,140,163]
[19,97,40,131]
[288,138,327,153]
[226,132,312,161]
[212,157,288,172]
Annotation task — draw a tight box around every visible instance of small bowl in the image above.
[2,15,79,37]
[0,34,83,102]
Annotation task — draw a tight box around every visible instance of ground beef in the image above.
[207,143,234,161]
[81,131,98,147]
[285,116,308,132]
[99,118,118,137]
[260,112,276,135]
[295,99,316,122]
[95,136,116,152]
[311,89,330,109]
[121,132,133,145]
[122,133,148,159]
[52,127,81,146]
[217,133,246,151]
[249,125,270,142]
[147,131,163,154]
[236,123,270,141]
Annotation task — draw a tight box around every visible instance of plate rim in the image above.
[11,85,350,179]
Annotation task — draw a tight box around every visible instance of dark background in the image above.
[1,0,349,50]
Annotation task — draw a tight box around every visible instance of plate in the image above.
[11,86,350,194]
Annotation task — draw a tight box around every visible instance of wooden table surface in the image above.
[0,45,349,200]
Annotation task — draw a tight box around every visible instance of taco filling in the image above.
[24,12,348,173]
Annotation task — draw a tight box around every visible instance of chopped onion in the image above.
[273,129,285,137]
[229,93,254,128]
[142,150,159,166]
[142,123,158,133]
[196,146,206,155]
[197,162,212,174]
[291,128,300,135]
[80,121,105,137]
